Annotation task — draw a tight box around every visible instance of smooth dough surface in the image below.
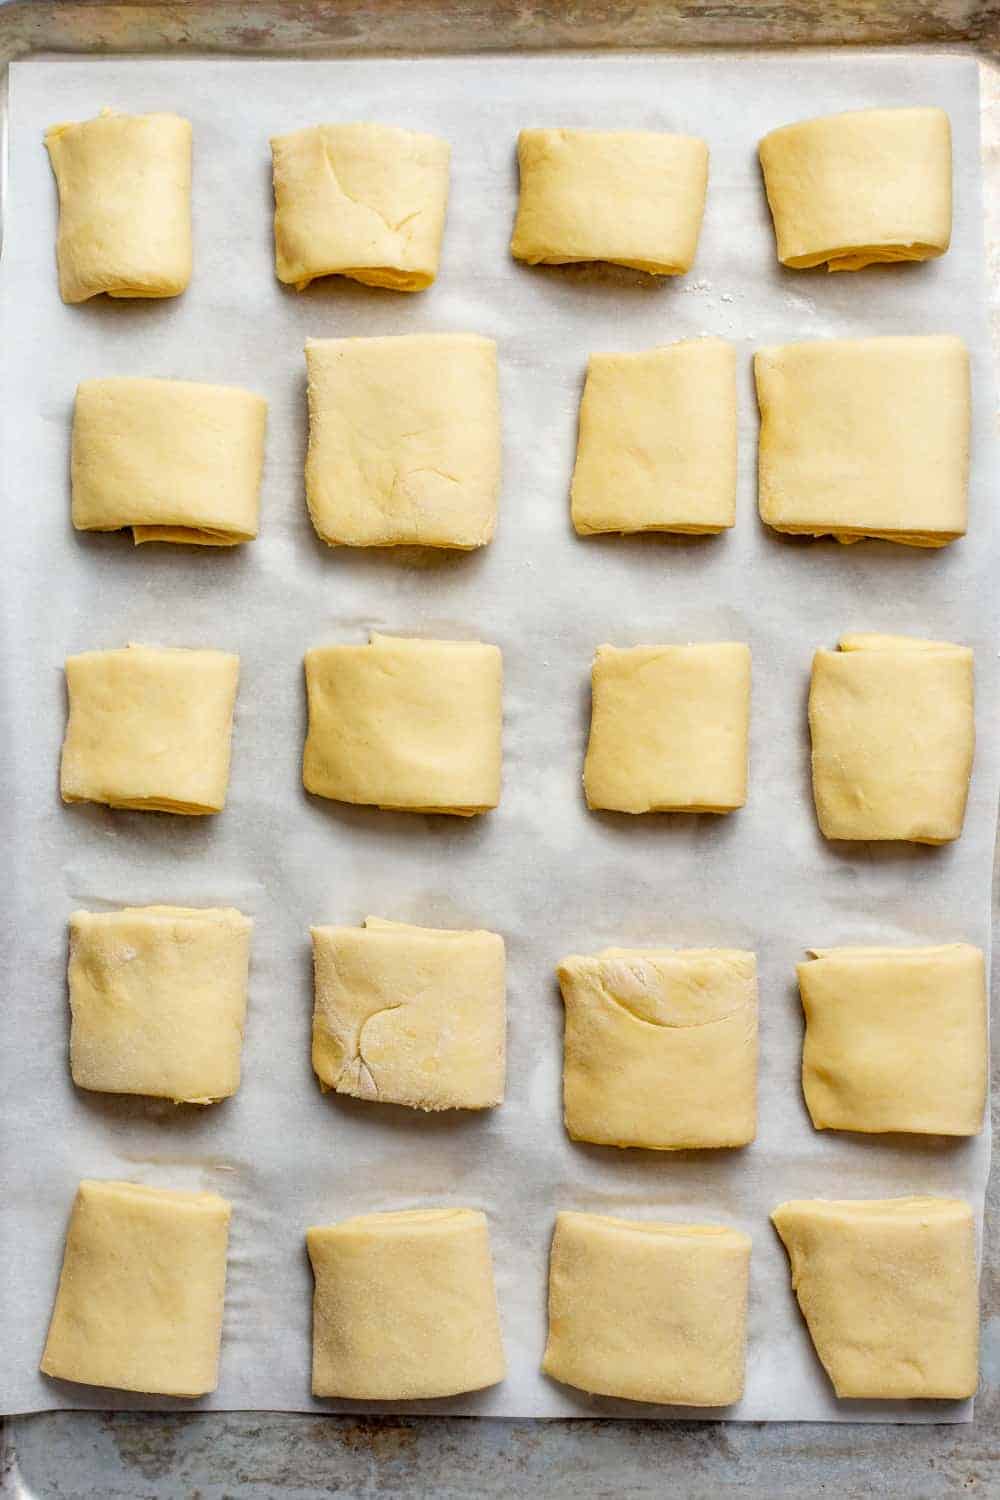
[511,128,708,275]
[304,334,500,548]
[571,338,736,535]
[755,335,969,546]
[69,906,252,1103]
[40,1180,231,1396]
[809,634,974,843]
[772,1197,978,1399]
[584,643,750,814]
[60,644,240,815]
[272,122,450,291]
[44,109,192,303]
[558,949,757,1149]
[307,1208,506,1399]
[543,1212,750,1405]
[303,633,502,814]
[798,944,986,1137]
[311,917,506,1110]
[759,107,952,271]
[72,378,267,546]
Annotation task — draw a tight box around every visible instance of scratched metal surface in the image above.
[1,4,999,1496]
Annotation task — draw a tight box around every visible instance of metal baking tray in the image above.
[1,4,998,1496]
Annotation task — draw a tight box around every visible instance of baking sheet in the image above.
[0,51,995,1422]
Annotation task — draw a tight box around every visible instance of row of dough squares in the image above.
[41,1183,979,1403]
[60,635,976,843]
[70,331,971,548]
[68,905,987,1141]
[47,106,953,301]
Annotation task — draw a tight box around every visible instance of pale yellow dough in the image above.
[809,634,974,843]
[68,906,252,1103]
[72,378,267,546]
[584,643,750,814]
[772,1197,978,1399]
[271,122,450,291]
[759,107,952,271]
[543,1212,750,1405]
[303,633,502,815]
[755,335,969,546]
[40,1180,231,1396]
[304,334,500,548]
[571,338,737,535]
[511,129,708,275]
[44,110,192,303]
[798,944,986,1137]
[307,1208,506,1399]
[60,644,240,815]
[557,949,757,1149]
[311,917,506,1110]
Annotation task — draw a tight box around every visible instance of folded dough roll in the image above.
[41,1180,231,1396]
[759,107,952,271]
[72,378,267,546]
[45,109,192,303]
[511,128,708,275]
[772,1197,978,1399]
[271,122,450,291]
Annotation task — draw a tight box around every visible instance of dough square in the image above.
[69,906,252,1103]
[271,122,450,291]
[772,1197,978,1399]
[798,944,986,1137]
[571,338,737,535]
[511,129,708,275]
[72,378,267,546]
[303,633,502,815]
[307,1208,505,1399]
[558,948,757,1149]
[40,1179,231,1396]
[304,334,500,548]
[584,643,750,814]
[809,634,974,843]
[60,644,240,816]
[759,107,952,272]
[755,336,969,546]
[311,917,506,1110]
[44,110,192,303]
[543,1212,750,1405]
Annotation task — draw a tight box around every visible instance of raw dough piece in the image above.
[511,129,708,275]
[755,335,969,546]
[772,1197,978,1399]
[72,378,267,546]
[571,338,737,535]
[40,1180,231,1396]
[271,122,450,291]
[758,107,952,271]
[798,944,986,1137]
[307,1208,505,1398]
[60,644,240,815]
[303,633,502,815]
[68,906,253,1103]
[557,948,757,1149]
[304,334,500,548]
[584,643,750,814]
[543,1212,750,1405]
[44,109,192,303]
[311,917,506,1109]
[809,634,974,843]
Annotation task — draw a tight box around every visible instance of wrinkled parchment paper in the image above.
[0,52,995,1420]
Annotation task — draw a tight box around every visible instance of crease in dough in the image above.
[311,916,506,1110]
[557,948,757,1149]
[45,108,192,303]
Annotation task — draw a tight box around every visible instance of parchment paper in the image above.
[0,51,995,1422]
